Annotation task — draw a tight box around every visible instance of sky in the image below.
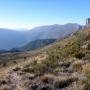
[0,0,90,29]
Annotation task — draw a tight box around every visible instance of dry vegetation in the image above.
[0,27,90,90]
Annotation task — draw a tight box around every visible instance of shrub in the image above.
[24,62,48,75]
[81,79,90,90]
[54,77,77,89]
[84,82,90,90]
[13,67,21,71]
[24,57,27,60]
[31,84,38,90]
[74,52,85,59]
[31,60,37,66]
[41,76,49,84]
[0,80,7,85]
[76,32,86,46]
[72,61,83,72]
[41,75,54,84]
[13,60,17,64]
[40,86,52,90]
[86,30,90,41]
[3,63,7,67]
[84,53,90,60]
[83,65,90,79]
[81,65,90,90]
[53,67,64,74]
[87,42,90,50]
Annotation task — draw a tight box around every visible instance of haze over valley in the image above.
[0,23,83,50]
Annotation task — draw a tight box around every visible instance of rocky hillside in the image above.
[0,27,90,90]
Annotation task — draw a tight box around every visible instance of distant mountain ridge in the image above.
[13,39,56,51]
[0,28,26,50]
[24,23,83,41]
[0,23,83,50]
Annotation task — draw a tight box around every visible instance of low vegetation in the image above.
[0,27,90,90]
[22,27,90,90]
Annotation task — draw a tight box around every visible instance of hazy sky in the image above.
[0,0,90,29]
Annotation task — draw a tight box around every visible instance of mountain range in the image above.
[11,39,56,52]
[0,23,83,50]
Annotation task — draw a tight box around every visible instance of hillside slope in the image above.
[21,27,90,90]
[25,23,82,41]
[0,27,90,90]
